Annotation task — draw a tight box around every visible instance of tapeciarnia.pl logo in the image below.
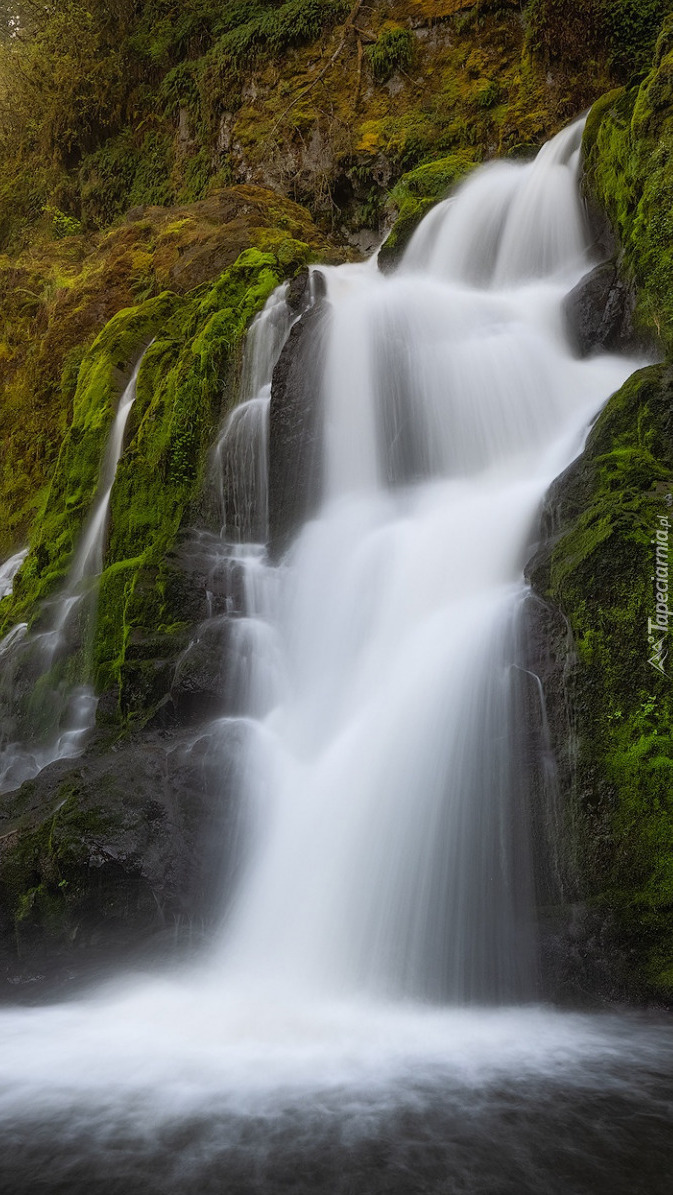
[648,504,672,675]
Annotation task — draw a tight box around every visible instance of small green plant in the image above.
[603,0,671,81]
[476,79,500,109]
[44,204,83,239]
[367,26,414,84]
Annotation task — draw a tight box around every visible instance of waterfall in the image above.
[213,285,292,544]
[173,287,297,725]
[0,354,145,793]
[1,124,670,1195]
[53,353,144,626]
[211,119,637,1002]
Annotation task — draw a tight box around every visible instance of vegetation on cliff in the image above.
[1,223,324,712]
[583,15,673,347]
[0,0,621,255]
[0,0,632,567]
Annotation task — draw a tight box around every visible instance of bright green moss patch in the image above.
[367,25,414,83]
[378,151,476,268]
[1,294,178,632]
[0,183,332,568]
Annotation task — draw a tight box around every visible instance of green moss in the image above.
[1,785,114,941]
[582,23,673,348]
[602,0,672,81]
[0,180,328,570]
[213,0,349,62]
[2,233,315,728]
[79,134,141,230]
[86,241,312,722]
[535,365,673,997]
[129,132,175,209]
[526,0,670,82]
[378,151,476,269]
[1,293,178,634]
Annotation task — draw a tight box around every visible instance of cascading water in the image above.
[0,548,28,601]
[173,286,296,724]
[1,123,672,1194]
[215,283,293,543]
[213,121,630,1003]
[0,355,144,793]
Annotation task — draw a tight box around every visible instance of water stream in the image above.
[0,354,144,793]
[0,124,672,1192]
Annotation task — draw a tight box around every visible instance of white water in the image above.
[52,352,144,631]
[0,548,28,600]
[0,356,144,793]
[0,123,669,1191]
[214,285,292,543]
[214,121,637,1002]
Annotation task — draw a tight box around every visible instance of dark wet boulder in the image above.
[563,261,636,356]
[0,724,246,997]
[286,265,326,314]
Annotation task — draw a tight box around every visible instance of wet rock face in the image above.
[0,724,247,997]
[563,261,637,356]
[268,272,329,560]
[521,575,647,1007]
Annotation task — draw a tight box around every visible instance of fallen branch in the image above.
[354,34,363,111]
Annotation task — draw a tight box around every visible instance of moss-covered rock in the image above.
[378,151,475,269]
[0,184,336,565]
[3,294,179,630]
[528,365,673,1001]
[582,19,673,350]
[2,236,322,729]
[524,18,673,1001]
[97,242,314,723]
